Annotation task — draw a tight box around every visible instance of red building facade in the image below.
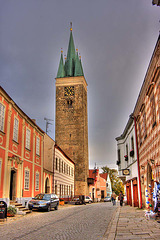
[0,87,44,206]
[133,35,160,208]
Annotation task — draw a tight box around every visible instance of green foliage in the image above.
[101,165,124,196]
[7,206,17,215]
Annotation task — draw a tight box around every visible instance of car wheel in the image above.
[55,204,58,210]
[47,205,51,212]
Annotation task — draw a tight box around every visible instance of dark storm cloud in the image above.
[0,0,159,169]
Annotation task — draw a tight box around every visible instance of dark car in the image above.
[28,193,59,212]
[72,197,81,205]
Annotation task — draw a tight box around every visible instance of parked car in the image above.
[85,196,93,203]
[28,193,59,212]
[72,197,81,205]
[104,196,111,202]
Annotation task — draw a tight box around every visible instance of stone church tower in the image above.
[55,26,89,196]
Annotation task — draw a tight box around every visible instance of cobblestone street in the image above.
[0,202,116,240]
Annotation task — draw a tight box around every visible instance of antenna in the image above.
[44,118,54,134]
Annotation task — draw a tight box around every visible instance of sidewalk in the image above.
[105,205,160,240]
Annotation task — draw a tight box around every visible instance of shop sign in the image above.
[122,169,130,175]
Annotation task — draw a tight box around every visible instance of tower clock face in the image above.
[64,86,74,96]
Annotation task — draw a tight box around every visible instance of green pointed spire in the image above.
[57,51,65,78]
[79,55,84,76]
[74,51,84,76]
[65,29,76,77]
[56,24,85,78]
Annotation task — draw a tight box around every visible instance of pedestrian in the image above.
[111,192,116,206]
[119,191,124,206]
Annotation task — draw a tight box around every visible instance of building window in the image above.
[150,93,156,127]
[64,163,66,173]
[138,122,142,146]
[35,172,39,191]
[56,158,58,170]
[59,159,61,173]
[62,161,63,173]
[24,169,30,190]
[0,103,5,132]
[67,99,73,108]
[142,111,147,138]
[36,137,40,155]
[71,167,73,176]
[13,117,19,142]
[26,128,31,150]
[55,183,57,195]
[69,166,70,175]
[60,184,62,197]
[118,149,121,163]
[131,137,134,151]
[126,144,128,156]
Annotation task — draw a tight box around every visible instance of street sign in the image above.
[122,169,130,175]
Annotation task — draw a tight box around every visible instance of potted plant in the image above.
[7,206,17,217]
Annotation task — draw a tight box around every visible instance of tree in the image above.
[101,165,124,196]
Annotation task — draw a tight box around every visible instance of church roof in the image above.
[56,27,84,78]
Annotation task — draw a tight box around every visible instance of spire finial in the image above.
[70,22,72,31]
[61,48,63,53]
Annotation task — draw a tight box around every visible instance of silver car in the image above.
[28,193,59,212]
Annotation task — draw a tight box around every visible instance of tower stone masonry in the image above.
[55,27,89,196]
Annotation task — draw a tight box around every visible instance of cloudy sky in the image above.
[0,0,159,170]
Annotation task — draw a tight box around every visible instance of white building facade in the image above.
[54,145,75,200]
[116,115,141,207]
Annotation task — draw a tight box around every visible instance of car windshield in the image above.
[34,194,51,200]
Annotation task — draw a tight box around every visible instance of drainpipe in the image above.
[53,143,56,193]
[134,116,142,208]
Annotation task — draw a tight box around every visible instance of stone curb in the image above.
[103,206,120,240]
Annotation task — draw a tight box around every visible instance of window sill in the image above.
[12,139,19,145]
[25,147,31,152]
[0,130,5,136]
[36,154,40,157]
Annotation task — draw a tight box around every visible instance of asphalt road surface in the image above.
[0,202,117,240]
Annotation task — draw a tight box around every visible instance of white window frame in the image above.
[0,103,5,132]
[13,117,19,142]
[35,171,39,191]
[26,128,31,150]
[24,168,30,191]
[36,136,40,156]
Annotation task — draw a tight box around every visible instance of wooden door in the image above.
[133,184,139,207]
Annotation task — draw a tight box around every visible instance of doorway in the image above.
[10,169,17,201]
[101,190,104,199]
[92,188,95,202]
[45,177,50,193]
